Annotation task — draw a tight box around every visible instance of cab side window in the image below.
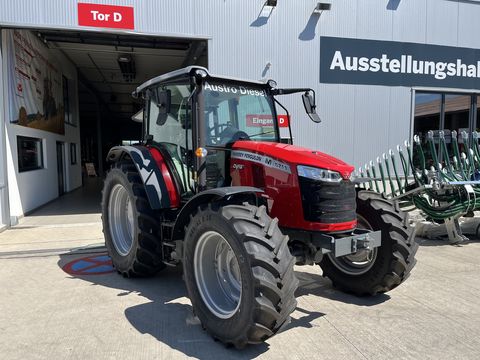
[147,83,193,195]
[148,84,192,149]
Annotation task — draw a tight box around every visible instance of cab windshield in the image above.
[202,81,278,146]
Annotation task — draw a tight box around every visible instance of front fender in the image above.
[107,145,170,209]
[171,186,264,240]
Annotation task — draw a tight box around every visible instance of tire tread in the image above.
[321,190,418,296]
[101,160,165,277]
[186,203,298,348]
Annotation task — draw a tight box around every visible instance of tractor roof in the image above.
[133,66,267,97]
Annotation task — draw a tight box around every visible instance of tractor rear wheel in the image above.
[183,203,298,348]
[102,160,165,277]
[320,190,418,296]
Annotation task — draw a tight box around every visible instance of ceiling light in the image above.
[118,55,131,63]
[117,54,136,82]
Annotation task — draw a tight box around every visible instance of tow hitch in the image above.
[310,229,382,258]
[334,229,381,257]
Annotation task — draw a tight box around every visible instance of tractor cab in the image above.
[133,67,286,196]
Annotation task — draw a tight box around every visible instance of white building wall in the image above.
[1,0,480,218]
[1,30,81,220]
[1,0,479,166]
[0,34,7,229]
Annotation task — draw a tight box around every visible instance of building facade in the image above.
[1,0,480,228]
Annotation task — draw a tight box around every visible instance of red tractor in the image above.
[102,67,417,348]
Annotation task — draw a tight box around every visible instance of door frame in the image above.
[0,29,10,228]
[56,141,66,196]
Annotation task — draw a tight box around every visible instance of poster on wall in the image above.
[6,29,65,135]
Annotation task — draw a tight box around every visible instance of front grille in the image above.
[298,177,356,224]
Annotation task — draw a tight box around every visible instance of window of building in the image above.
[413,93,442,143]
[17,136,44,172]
[63,76,75,126]
[475,96,480,132]
[413,91,479,167]
[413,92,477,142]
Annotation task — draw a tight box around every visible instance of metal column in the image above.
[96,102,104,177]
[0,28,11,229]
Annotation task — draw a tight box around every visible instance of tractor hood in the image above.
[232,141,354,179]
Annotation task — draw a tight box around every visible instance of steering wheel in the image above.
[219,126,250,144]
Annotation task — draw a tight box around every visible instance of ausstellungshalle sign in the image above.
[320,36,480,89]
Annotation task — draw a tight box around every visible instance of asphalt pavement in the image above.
[1,192,480,359]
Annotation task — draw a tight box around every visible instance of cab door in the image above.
[146,83,193,197]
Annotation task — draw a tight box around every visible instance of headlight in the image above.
[297,165,342,183]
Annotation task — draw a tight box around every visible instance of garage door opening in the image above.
[2,27,207,224]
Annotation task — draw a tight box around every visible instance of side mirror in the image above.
[302,92,321,123]
[156,89,171,125]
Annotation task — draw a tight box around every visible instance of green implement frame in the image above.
[356,130,480,243]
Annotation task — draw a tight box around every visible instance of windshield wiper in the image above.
[246,130,276,139]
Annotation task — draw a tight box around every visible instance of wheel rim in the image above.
[327,214,378,276]
[108,184,135,256]
[193,231,242,319]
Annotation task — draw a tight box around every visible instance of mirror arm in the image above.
[274,87,317,110]
[272,87,313,95]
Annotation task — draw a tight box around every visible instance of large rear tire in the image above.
[320,190,418,295]
[183,203,298,348]
[101,160,165,277]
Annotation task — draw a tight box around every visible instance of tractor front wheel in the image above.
[102,161,165,277]
[320,190,418,296]
[183,203,298,348]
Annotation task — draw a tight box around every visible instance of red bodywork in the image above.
[230,141,356,232]
[148,146,181,208]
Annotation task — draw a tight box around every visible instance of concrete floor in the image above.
[18,178,103,228]
[1,185,480,359]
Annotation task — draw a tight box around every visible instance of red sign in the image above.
[246,114,274,127]
[277,114,290,128]
[78,3,134,30]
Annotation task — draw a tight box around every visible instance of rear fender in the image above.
[107,145,171,209]
[171,186,264,240]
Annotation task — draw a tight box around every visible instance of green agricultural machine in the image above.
[356,129,480,243]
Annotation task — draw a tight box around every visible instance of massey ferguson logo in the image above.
[231,150,291,174]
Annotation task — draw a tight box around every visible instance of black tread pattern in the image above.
[320,190,418,296]
[101,161,165,277]
[188,203,298,348]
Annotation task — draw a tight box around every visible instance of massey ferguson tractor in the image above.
[101,66,418,348]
